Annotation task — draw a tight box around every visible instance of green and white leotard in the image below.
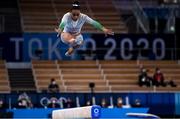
[59,12,104,34]
[59,12,104,46]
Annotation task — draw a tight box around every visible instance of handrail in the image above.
[0,15,5,32]
[51,0,58,20]
[0,47,3,59]
[86,0,94,18]
[17,0,24,32]
[132,0,150,33]
[166,7,176,33]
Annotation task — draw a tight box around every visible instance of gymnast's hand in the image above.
[55,28,62,37]
[102,27,114,36]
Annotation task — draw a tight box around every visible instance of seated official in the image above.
[48,78,59,93]
[138,68,152,87]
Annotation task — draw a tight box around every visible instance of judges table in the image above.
[7,107,149,118]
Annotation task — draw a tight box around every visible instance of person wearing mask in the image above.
[138,68,152,87]
[132,99,141,107]
[48,97,60,108]
[117,97,123,108]
[153,68,166,87]
[17,92,33,109]
[101,98,108,108]
[48,78,60,93]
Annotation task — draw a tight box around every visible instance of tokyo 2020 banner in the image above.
[0,33,176,61]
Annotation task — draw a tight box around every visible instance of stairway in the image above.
[0,0,22,32]
[8,69,36,92]
[57,60,110,92]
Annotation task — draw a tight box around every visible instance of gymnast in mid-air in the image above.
[55,1,114,56]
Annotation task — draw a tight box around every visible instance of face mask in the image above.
[118,100,122,104]
[22,100,27,105]
[87,102,90,105]
[102,101,105,105]
[136,102,140,105]
[52,81,56,85]
[142,69,146,73]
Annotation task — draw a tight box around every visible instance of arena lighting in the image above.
[52,105,101,119]
[170,26,175,32]
[163,0,180,4]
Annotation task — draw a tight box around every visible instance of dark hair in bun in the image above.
[72,1,80,10]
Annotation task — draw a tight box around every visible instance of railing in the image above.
[166,7,176,33]
[0,15,5,32]
[125,16,138,33]
[51,0,58,20]
[0,92,177,109]
[17,0,24,32]
[165,4,180,33]
[132,0,150,33]
[0,47,3,59]
[86,0,94,18]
